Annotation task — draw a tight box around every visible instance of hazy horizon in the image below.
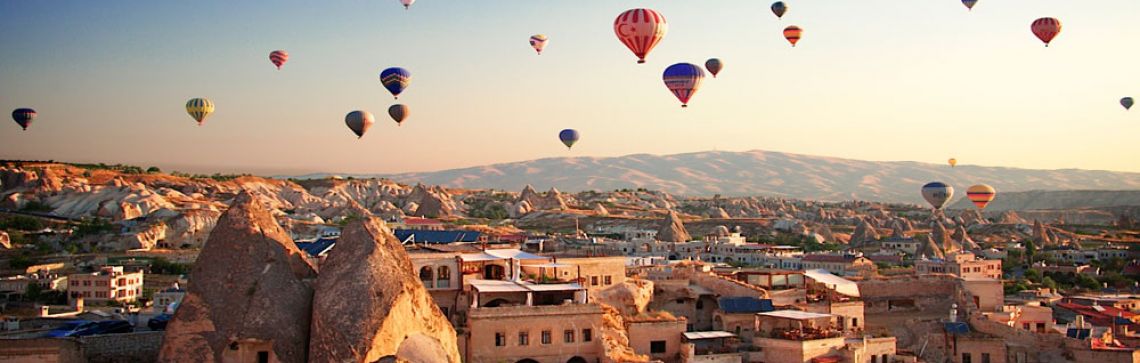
[3,1,1139,175]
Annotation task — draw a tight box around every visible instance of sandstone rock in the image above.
[917,235,946,260]
[711,225,731,237]
[593,202,609,216]
[952,225,979,250]
[159,191,317,363]
[999,210,1025,225]
[309,216,460,363]
[656,211,691,242]
[849,219,881,246]
[931,222,961,254]
[0,231,10,249]
[708,207,731,219]
[592,279,654,317]
[509,200,532,219]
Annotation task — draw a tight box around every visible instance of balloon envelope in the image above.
[185,98,215,126]
[345,111,375,138]
[529,34,548,54]
[1122,97,1134,110]
[614,8,668,64]
[380,67,412,99]
[783,26,803,47]
[705,58,723,78]
[559,129,580,149]
[1031,17,1061,46]
[966,184,996,210]
[400,0,414,9]
[388,104,409,125]
[771,2,787,19]
[921,182,954,210]
[11,108,36,130]
[948,158,957,167]
[269,50,289,70]
[962,0,977,10]
[663,63,705,107]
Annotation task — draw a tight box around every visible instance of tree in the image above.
[1042,276,1058,291]
[1077,274,1102,290]
[146,166,161,173]
[1024,239,1038,263]
[1024,269,1043,283]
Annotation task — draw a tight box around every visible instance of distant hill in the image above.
[947,190,1140,211]
[298,150,1140,204]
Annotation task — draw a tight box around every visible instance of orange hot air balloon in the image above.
[966,184,996,210]
[948,158,957,168]
[1031,17,1061,47]
[783,26,802,47]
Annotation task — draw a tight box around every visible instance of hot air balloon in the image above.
[11,108,36,131]
[614,8,668,64]
[185,98,215,126]
[559,129,580,150]
[948,158,958,168]
[705,58,723,78]
[962,0,978,11]
[783,26,803,47]
[388,104,409,126]
[1122,97,1134,111]
[921,182,954,210]
[529,34,548,55]
[379,67,411,99]
[399,0,414,10]
[771,2,787,19]
[1031,17,1062,47]
[966,184,996,210]
[345,110,375,138]
[663,63,705,108]
[269,50,289,70]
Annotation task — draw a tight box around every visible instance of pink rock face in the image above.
[159,191,316,363]
[308,216,460,362]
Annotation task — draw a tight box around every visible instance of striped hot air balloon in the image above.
[966,184,996,210]
[11,108,36,130]
[379,67,412,99]
[663,63,705,108]
[783,26,803,47]
[529,34,548,55]
[269,50,289,70]
[614,8,668,64]
[921,182,954,210]
[1031,17,1062,47]
[185,98,215,126]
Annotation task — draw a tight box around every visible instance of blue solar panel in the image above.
[294,237,337,257]
[393,229,481,243]
[1066,328,1091,339]
[944,322,970,335]
[718,297,774,314]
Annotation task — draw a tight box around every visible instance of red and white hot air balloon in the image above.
[613,8,668,64]
[1031,17,1062,47]
[269,50,289,70]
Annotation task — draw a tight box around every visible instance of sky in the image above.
[2,0,1139,175]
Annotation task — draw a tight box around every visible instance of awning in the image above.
[683,331,736,340]
[460,252,503,262]
[524,282,584,292]
[759,310,833,321]
[469,279,530,293]
[521,263,573,268]
[803,269,860,297]
[486,249,549,260]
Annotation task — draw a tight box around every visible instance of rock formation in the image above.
[517,185,567,211]
[159,191,317,363]
[308,216,460,363]
[655,211,691,242]
[849,219,881,247]
[999,210,1026,225]
[406,184,457,218]
[593,279,654,316]
[593,202,609,216]
[931,222,961,255]
[509,200,532,219]
[952,225,979,250]
[708,207,731,219]
[0,231,10,249]
[917,235,946,260]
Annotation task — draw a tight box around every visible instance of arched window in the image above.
[419,266,434,288]
[437,266,451,288]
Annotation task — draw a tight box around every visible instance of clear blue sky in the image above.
[2,0,1139,175]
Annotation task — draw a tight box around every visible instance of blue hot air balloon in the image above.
[379,67,412,99]
[662,63,706,108]
[771,2,788,19]
[559,129,580,150]
[921,182,954,210]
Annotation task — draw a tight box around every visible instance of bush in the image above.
[74,218,115,237]
[150,257,191,275]
[146,166,161,173]
[20,201,53,213]
[0,216,44,231]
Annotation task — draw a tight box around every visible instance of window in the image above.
[982,353,991,363]
[83,280,91,286]
[437,266,451,288]
[582,329,592,342]
[495,332,506,347]
[564,329,575,343]
[696,300,704,310]
[650,341,667,354]
[518,331,529,346]
[871,355,877,363]
[962,353,972,363]
[419,266,434,288]
[882,354,890,363]
[257,351,269,363]
[604,275,612,285]
[541,330,551,344]
[591,276,599,286]
[70,280,78,286]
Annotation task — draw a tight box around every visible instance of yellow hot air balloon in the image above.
[966,184,996,210]
[185,98,215,126]
[948,158,957,168]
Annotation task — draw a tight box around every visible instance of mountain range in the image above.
[292,150,1140,205]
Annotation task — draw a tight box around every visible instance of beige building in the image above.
[67,266,143,305]
[627,319,687,362]
[752,310,896,363]
[915,252,1002,280]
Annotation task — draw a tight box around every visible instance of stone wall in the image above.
[78,331,164,363]
[626,320,685,363]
